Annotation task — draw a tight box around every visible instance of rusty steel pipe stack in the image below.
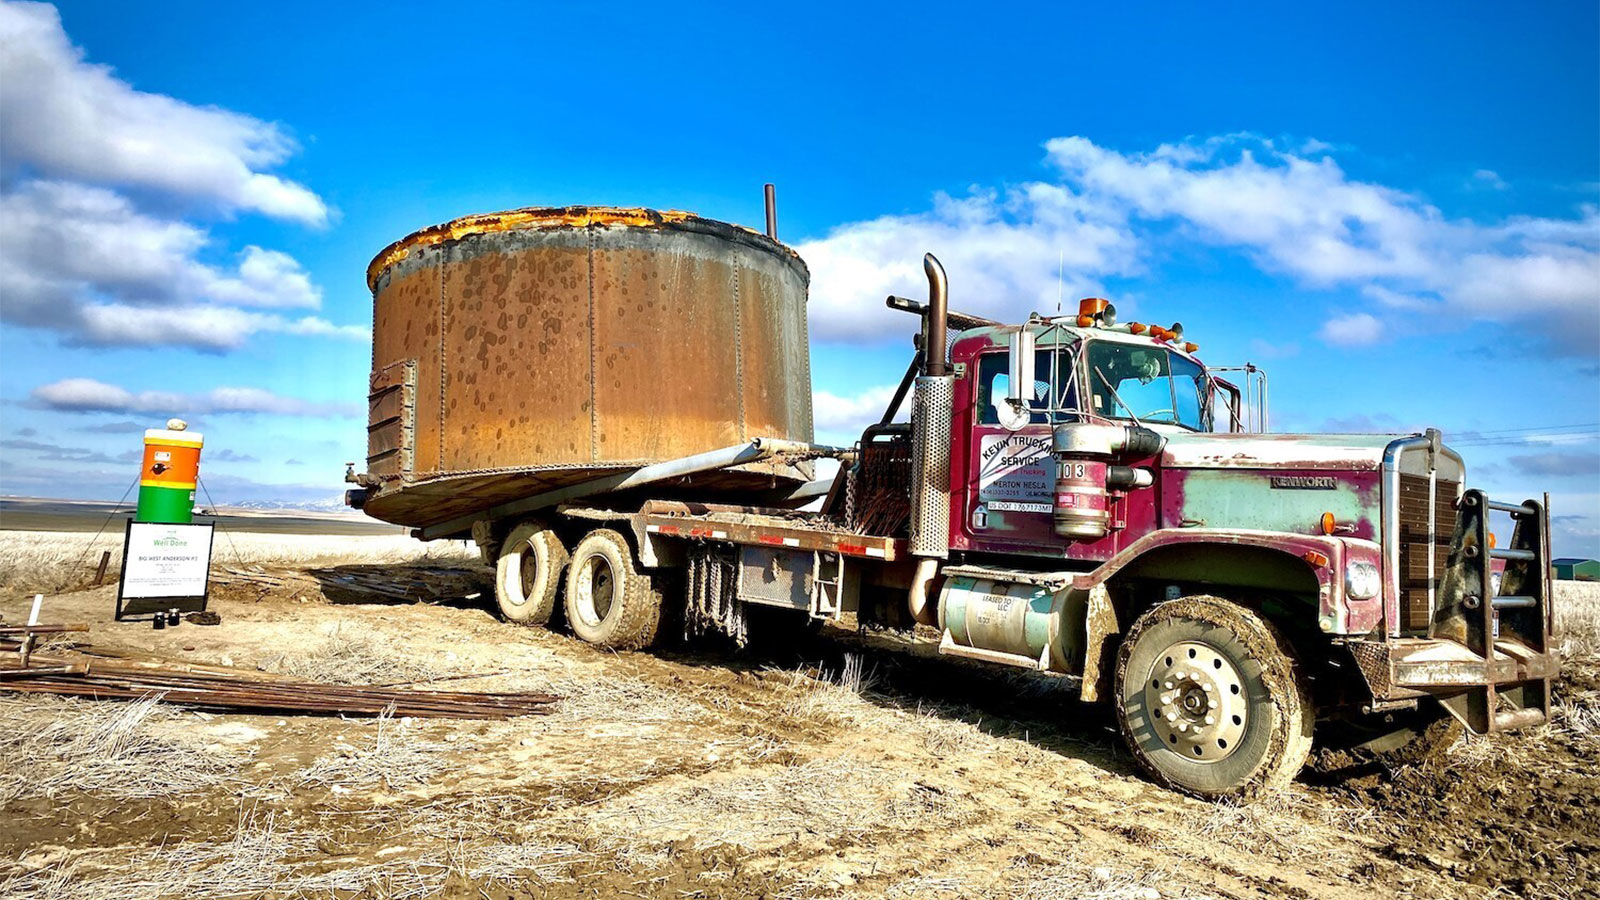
[1,626,558,719]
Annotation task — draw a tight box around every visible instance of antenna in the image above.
[1056,250,1064,316]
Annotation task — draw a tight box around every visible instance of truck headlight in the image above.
[1346,562,1380,601]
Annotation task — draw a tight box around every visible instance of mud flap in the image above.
[1078,585,1119,702]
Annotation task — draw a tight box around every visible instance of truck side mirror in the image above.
[995,329,1037,431]
[1007,329,1035,405]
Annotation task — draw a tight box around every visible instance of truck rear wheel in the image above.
[564,529,664,650]
[495,522,568,626]
[1115,596,1314,799]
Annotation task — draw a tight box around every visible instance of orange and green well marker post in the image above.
[136,428,204,524]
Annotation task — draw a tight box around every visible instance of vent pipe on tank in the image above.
[764,183,778,240]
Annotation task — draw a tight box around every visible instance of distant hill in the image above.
[228,497,352,514]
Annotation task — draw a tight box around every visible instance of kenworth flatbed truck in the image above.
[359,253,1559,799]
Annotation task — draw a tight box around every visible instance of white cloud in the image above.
[1318,312,1383,346]
[0,175,357,350]
[813,385,900,433]
[0,1,326,224]
[1471,169,1509,191]
[0,5,357,351]
[798,187,1140,341]
[30,377,359,417]
[800,134,1600,355]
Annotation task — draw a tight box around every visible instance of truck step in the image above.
[936,629,1050,671]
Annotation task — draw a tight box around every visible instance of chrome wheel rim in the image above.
[1145,641,1248,762]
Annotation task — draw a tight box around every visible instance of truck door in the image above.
[958,348,1068,552]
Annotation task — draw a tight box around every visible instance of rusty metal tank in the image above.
[360,206,814,531]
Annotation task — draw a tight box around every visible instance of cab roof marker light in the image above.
[1075,297,1117,328]
[1128,323,1147,334]
[1184,342,1200,353]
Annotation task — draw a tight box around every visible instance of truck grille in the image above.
[1397,473,1458,632]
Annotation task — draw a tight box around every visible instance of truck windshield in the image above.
[1085,341,1208,431]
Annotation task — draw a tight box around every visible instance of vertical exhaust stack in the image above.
[908,253,953,625]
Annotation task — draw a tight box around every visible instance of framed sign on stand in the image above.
[115,520,215,620]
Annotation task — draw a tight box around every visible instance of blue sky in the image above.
[1,1,1597,553]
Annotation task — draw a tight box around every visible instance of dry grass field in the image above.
[0,530,476,596]
[1,530,1595,900]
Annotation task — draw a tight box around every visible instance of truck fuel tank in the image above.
[937,574,1074,673]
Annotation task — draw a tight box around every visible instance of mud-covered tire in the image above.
[1115,596,1315,799]
[494,522,568,626]
[563,529,663,650]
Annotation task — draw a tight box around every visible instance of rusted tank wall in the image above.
[361,206,813,530]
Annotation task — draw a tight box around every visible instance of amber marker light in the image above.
[1076,315,1094,327]
[1184,342,1200,353]
[1302,550,1330,568]
[1128,323,1147,334]
[1488,532,1498,549]
[1320,512,1337,535]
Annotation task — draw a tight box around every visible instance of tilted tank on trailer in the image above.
[347,194,1560,798]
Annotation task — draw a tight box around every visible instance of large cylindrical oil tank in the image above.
[359,206,814,531]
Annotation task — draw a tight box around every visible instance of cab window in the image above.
[1085,342,1208,431]
[1170,353,1208,430]
[976,347,1076,425]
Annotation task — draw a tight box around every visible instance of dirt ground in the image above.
[1,541,1596,900]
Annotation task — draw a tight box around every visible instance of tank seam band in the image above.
[734,264,745,438]
[588,229,599,462]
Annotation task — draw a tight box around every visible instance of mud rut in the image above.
[2,565,1594,899]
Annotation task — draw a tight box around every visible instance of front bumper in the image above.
[1348,637,1559,732]
[1360,487,1557,734]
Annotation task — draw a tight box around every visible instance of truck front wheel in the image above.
[563,529,664,650]
[495,522,568,626]
[1114,596,1314,799]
